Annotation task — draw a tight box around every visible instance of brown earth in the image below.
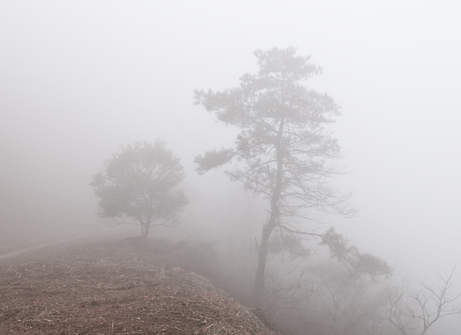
[0,238,280,335]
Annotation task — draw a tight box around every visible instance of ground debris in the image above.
[0,239,279,334]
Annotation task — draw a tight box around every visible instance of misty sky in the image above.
[1,1,461,281]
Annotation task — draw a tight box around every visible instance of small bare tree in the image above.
[385,269,461,335]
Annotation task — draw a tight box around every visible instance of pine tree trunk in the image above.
[252,219,276,307]
[252,119,285,308]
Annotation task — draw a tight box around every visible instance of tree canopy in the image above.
[90,140,188,238]
[194,47,354,306]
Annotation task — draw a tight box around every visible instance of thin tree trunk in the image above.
[141,221,150,239]
[252,119,285,308]
[253,216,276,306]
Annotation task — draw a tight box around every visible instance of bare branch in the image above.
[384,269,461,335]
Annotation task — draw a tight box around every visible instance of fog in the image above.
[1,1,461,332]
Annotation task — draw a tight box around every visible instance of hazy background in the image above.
[1,1,460,283]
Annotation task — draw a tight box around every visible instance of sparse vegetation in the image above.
[384,269,461,335]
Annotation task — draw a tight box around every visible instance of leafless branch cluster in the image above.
[384,269,461,335]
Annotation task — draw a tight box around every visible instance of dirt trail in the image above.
[0,237,81,260]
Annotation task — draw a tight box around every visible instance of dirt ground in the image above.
[0,238,279,335]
